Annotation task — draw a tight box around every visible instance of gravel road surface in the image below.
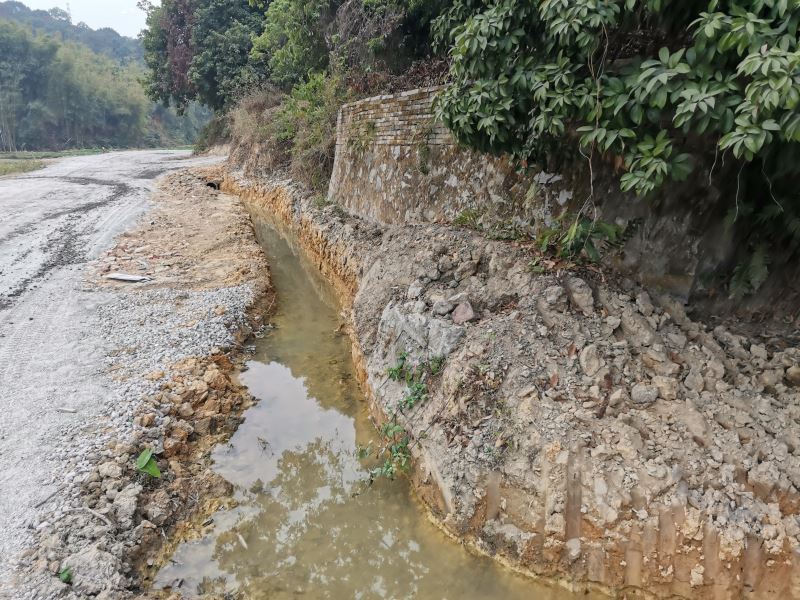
[0,151,221,595]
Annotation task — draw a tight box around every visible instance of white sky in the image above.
[19,0,158,38]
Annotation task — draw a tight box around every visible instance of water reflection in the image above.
[154,207,577,599]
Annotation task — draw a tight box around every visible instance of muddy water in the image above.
[155,208,579,599]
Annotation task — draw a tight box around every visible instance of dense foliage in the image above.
[141,0,448,190]
[0,17,208,151]
[433,0,800,295]
[249,0,336,88]
[434,1,800,195]
[141,0,266,111]
[140,0,800,294]
[142,0,445,110]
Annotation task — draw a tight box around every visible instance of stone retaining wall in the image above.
[327,86,545,226]
[325,87,800,322]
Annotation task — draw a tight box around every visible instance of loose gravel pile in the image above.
[11,170,269,599]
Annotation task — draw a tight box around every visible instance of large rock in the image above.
[579,344,603,377]
[62,544,124,596]
[652,375,679,401]
[630,383,658,406]
[428,318,466,357]
[113,483,142,528]
[636,291,655,316]
[379,303,465,358]
[452,301,477,325]
[432,298,455,316]
[786,365,800,386]
[679,402,710,446]
[97,462,122,480]
[543,285,567,311]
[564,276,594,316]
[143,490,171,526]
[620,310,658,347]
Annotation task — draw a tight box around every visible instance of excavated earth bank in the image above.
[16,170,271,599]
[223,168,800,599]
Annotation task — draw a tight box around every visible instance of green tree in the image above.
[140,0,197,112]
[0,20,57,150]
[0,16,202,151]
[189,0,265,109]
[0,1,142,63]
[141,0,264,111]
[250,0,339,88]
[433,0,800,295]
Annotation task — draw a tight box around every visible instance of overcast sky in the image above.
[19,0,156,37]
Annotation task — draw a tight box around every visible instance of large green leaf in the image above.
[141,458,162,478]
[136,448,161,478]
[135,448,153,471]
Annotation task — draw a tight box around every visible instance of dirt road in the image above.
[0,151,221,594]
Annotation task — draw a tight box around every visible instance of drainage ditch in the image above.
[153,204,581,599]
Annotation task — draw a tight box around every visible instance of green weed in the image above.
[453,208,483,230]
[347,120,377,155]
[58,567,72,584]
[537,213,625,263]
[135,448,161,478]
[0,159,44,177]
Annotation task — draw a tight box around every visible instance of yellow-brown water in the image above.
[154,209,581,599]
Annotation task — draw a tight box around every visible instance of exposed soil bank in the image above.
[151,205,584,599]
[14,169,271,599]
[222,169,800,599]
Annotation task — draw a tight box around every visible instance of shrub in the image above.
[227,87,293,173]
[193,114,230,153]
[434,0,800,294]
[250,0,336,89]
[274,73,352,191]
[435,1,800,192]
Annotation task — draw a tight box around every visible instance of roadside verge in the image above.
[16,168,271,599]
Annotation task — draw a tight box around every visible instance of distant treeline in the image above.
[0,6,209,152]
[0,1,142,63]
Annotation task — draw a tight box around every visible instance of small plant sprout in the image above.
[537,213,625,263]
[356,419,414,482]
[429,355,445,375]
[58,566,72,584]
[355,442,373,460]
[374,422,411,480]
[361,355,448,481]
[135,448,161,478]
[387,352,408,381]
[399,381,428,412]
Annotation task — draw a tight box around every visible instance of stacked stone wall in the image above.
[327,86,537,226]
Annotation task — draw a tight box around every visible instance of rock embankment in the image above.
[224,169,800,599]
[16,170,270,599]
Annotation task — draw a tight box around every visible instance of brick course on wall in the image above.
[327,86,540,226]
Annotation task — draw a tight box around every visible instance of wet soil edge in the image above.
[219,172,622,600]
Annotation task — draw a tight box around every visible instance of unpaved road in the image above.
[0,151,220,593]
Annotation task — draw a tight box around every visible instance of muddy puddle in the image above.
[155,206,582,599]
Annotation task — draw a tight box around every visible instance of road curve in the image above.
[0,150,221,594]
